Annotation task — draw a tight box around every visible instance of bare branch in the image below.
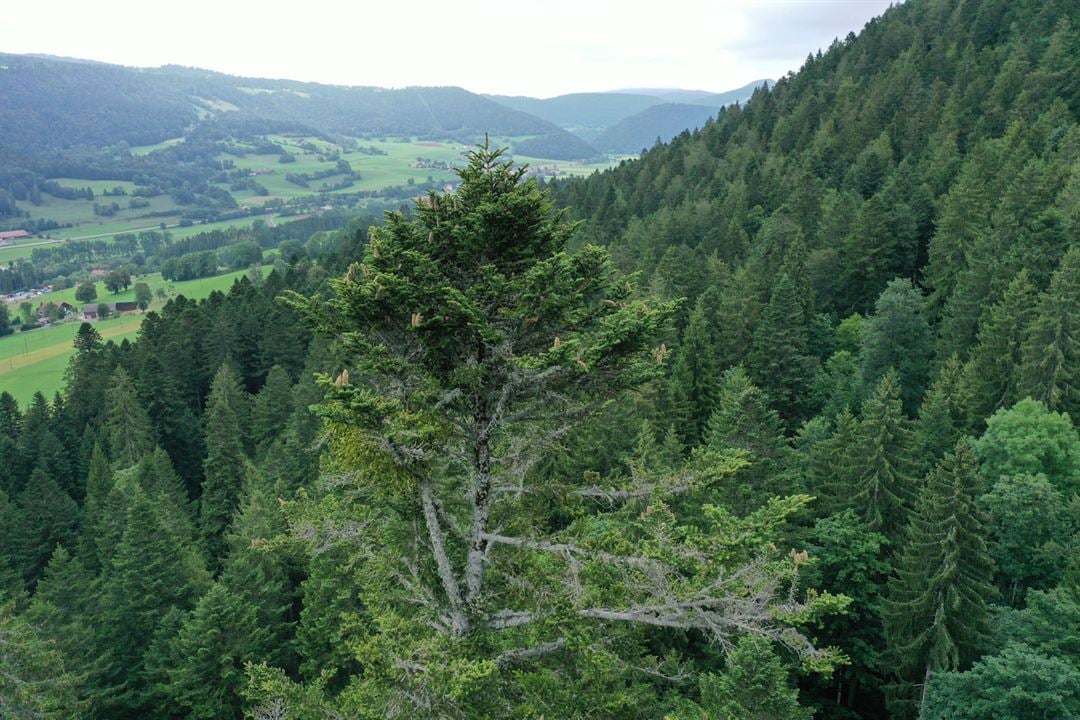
[493,638,568,667]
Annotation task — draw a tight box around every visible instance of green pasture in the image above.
[129,137,184,155]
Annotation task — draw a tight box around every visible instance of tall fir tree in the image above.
[747,272,816,426]
[199,363,252,565]
[162,582,272,720]
[1019,246,1079,419]
[884,441,996,715]
[859,278,932,416]
[13,467,79,587]
[914,356,967,473]
[960,269,1037,425]
[95,487,209,717]
[702,367,794,514]
[104,366,156,469]
[251,364,294,458]
[848,371,917,543]
[667,296,719,446]
[680,636,812,720]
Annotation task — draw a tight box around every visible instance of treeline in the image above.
[0,212,363,295]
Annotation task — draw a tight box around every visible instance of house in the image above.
[37,301,76,319]
[0,230,30,246]
[83,301,138,319]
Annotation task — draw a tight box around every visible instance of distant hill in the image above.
[489,81,771,153]
[0,54,576,153]
[692,80,771,107]
[512,132,600,161]
[592,103,721,154]
[611,81,768,105]
[485,92,663,134]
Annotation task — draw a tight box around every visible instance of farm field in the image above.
[0,212,299,265]
[0,267,266,406]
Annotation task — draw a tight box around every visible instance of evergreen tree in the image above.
[163,583,272,720]
[0,601,85,718]
[860,278,932,415]
[885,441,996,714]
[199,363,251,564]
[747,272,815,427]
[251,364,294,457]
[219,480,297,672]
[914,356,967,473]
[13,467,79,587]
[104,366,155,468]
[667,296,719,445]
[77,443,123,574]
[848,371,916,542]
[1019,246,1080,418]
[702,367,793,513]
[960,270,1037,425]
[676,636,812,720]
[801,409,860,516]
[95,487,209,716]
[0,489,21,597]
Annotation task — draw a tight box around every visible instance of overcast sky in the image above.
[1,0,897,97]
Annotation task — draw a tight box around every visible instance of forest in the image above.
[2,0,1079,718]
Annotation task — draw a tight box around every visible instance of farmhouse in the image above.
[82,301,138,319]
[0,229,30,246]
[37,301,76,319]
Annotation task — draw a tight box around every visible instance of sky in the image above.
[0,0,898,97]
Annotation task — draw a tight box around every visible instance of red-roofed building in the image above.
[0,230,30,245]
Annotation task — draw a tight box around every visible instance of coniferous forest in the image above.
[2,0,1079,718]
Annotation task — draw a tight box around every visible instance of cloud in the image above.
[0,0,899,96]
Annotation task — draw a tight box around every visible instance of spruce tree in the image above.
[884,441,996,712]
[96,487,209,716]
[803,408,859,515]
[860,278,932,415]
[914,356,967,473]
[693,636,812,720]
[219,481,297,672]
[0,600,85,718]
[104,366,155,469]
[14,467,79,586]
[748,273,816,426]
[0,488,21,597]
[199,363,251,564]
[77,444,125,574]
[251,364,294,457]
[163,583,272,720]
[1019,246,1079,419]
[702,367,793,513]
[960,270,1037,425]
[667,296,719,446]
[848,371,916,542]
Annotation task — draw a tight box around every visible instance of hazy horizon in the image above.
[2,0,897,98]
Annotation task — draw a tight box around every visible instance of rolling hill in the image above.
[591,102,718,154]
[0,54,580,152]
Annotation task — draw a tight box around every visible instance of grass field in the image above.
[0,213,304,265]
[2,135,608,263]
[0,267,266,407]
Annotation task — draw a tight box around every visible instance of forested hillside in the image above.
[592,102,733,154]
[0,54,564,152]
[2,0,1078,718]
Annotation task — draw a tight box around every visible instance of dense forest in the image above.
[2,0,1079,718]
